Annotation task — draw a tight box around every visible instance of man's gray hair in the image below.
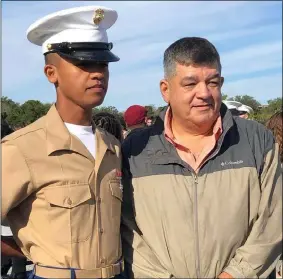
[163,37,222,78]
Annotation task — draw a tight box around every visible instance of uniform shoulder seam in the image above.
[4,141,37,188]
[2,126,45,143]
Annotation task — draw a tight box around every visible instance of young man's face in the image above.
[45,54,109,109]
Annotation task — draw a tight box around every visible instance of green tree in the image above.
[228,95,261,112]
[1,97,22,128]
[265,98,282,113]
[1,96,20,115]
[144,105,156,118]
[5,105,24,128]
[221,94,229,100]
[20,100,51,126]
[155,106,167,117]
[255,97,282,124]
[93,105,119,116]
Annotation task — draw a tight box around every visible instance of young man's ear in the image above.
[160,79,170,104]
[44,65,58,84]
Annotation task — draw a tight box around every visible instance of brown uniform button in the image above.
[100,228,104,233]
[100,258,105,264]
[67,198,72,205]
[97,197,102,203]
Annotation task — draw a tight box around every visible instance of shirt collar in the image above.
[45,104,116,157]
[164,106,223,143]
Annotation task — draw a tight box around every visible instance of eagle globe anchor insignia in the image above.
[93,9,105,25]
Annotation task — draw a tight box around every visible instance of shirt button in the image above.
[100,228,104,233]
[97,197,101,203]
[67,198,72,205]
[100,258,105,264]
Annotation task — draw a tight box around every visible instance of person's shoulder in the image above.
[234,117,275,152]
[122,126,153,155]
[123,126,151,144]
[1,116,46,145]
[126,127,147,137]
[235,117,273,139]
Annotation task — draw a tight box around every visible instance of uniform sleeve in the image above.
[223,140,282,278]
[121,144,171,278]
[1,141,35,221]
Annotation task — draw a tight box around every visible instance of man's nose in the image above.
[89,70,104,80]
[196,82,211,98]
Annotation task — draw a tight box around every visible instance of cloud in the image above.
[2,1,282,109]
[222,73,282,103]
[221,40,282,76]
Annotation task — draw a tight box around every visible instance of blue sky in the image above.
[2,1,282,111]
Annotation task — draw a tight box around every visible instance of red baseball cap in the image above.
[124,105,147,127]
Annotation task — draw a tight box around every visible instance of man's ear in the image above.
[160,79,170,104]
[44,64,58,84]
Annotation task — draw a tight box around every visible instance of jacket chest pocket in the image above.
[44,184,95,243]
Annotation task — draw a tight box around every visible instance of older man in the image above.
[121,37,282,278]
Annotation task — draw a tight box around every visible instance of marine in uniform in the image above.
[2,6,124,279]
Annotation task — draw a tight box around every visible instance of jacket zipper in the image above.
[192,172,201,278]
[191,133,228,277]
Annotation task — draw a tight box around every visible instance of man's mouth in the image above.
[87,84,104,90]
[194,104,212,107]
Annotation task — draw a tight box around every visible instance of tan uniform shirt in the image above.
[1,105,123,271]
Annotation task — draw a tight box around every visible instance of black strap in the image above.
[46,42,113,52]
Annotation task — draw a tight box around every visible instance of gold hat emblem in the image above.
[93,9,105,25]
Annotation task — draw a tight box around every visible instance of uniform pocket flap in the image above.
[44,184,92,208]
[109,180,123,201]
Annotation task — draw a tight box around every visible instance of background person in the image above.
[123,105,147,137]
[93,111,123,142]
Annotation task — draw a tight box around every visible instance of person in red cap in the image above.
[123,105,147,138]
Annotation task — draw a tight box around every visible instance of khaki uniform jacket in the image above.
[1,105,123,270]
[121,105,282,278]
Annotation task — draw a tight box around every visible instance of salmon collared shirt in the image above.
[164,107,222,172]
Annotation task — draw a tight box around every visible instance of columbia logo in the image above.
[221,160,243,167]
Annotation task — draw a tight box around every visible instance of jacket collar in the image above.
[149,103,234,165]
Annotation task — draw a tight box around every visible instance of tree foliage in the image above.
[228,95,261,113]
[1,97,51,129]
[222,94,229,100]
[1,95,282,129]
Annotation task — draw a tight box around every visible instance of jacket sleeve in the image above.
[121,145,171,278]
[223,136,282,278]
[1,141,35,222]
